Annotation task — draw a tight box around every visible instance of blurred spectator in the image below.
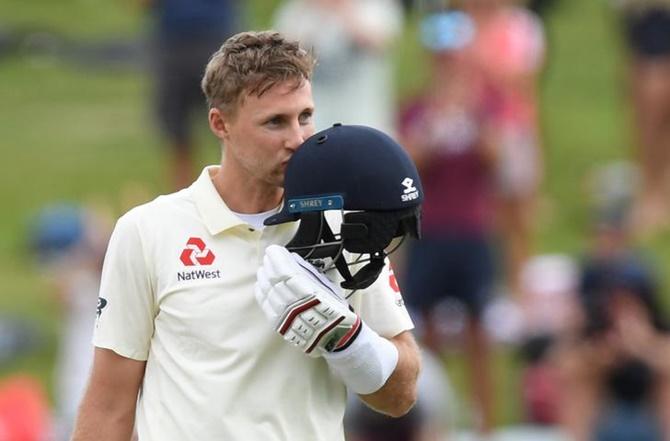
[0,376,51,441]
[554,210,670,441]
[587,161,639,226]
[614,0,670,235]
[463,0,546,300]
[516,254,579,426]
[0,317,41,366]
[397,10,500,435]
[273,0,403,134]
[143,0,242,189]
[29,203,112,440]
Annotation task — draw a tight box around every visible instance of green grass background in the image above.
[1,0,669,428]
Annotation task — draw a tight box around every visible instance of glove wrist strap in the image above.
[323,323,399,394]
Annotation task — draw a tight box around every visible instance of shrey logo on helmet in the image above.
[401,177,419,202]
[264,124,424,290]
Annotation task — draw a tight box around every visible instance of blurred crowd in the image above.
[2,0,670,440]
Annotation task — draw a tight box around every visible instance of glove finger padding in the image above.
[255,266,272,296]
[265,245,343,301]
[254,267,274,320]
[255,245,363,357]
[268,280,304,316]
[277,278,361,355]
[263,245,303,284]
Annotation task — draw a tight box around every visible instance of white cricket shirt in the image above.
[93,166,414,441]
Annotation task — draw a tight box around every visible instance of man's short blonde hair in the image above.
[201,31,316,115]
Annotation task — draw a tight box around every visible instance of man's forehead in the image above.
[241,80,313,113]
[251,78,310,99]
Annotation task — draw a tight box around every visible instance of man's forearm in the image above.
[359,332,421,417]
[71,404,135,441]
[71,348,145,440]
[71,391,137,441]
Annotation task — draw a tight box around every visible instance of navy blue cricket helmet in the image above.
[265,124,424,290]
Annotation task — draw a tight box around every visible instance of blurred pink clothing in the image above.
[0,376,51,441]
[469,5,545,128]
[467,6,546,196]
[398,90,500,236]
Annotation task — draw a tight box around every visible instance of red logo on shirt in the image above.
[389,268,400,293]
[180,237,215,266]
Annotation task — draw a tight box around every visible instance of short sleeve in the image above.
[93,210,157,360]
[349,259,414,338]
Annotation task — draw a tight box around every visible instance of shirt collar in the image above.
[191,166,247,235]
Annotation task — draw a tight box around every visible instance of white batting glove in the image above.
[255,245,362,357]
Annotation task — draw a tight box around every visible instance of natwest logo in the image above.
[180,237,215,266]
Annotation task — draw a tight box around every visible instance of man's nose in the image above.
[285,122,308,151]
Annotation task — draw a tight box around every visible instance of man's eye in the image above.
[299,112,313,124]
[266,117,283,126]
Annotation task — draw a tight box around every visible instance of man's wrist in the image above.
[323,322,399,394]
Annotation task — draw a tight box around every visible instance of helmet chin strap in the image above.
[286,212,386,290]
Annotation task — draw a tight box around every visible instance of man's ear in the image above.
[208,107,230,140]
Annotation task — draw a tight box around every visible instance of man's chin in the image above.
[266,171,285,189]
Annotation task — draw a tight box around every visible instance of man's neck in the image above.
[210,163,283,214]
